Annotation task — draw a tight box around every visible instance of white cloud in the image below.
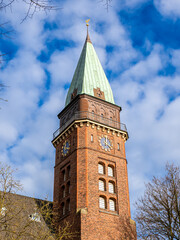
[0,0,180,220]
[111,42,180,215]
[154,0,180,18]
[171,49,180,71]
[120,44,164,82]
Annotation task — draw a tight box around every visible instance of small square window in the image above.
[29,213,41,222]
[1,207,7,217]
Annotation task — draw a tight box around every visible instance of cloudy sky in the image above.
[0,0,180,218]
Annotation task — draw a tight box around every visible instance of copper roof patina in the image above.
[65,27,115,106]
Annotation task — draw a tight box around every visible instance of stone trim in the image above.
[52,120,128,147]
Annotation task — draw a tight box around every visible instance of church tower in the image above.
[52,24,136,240]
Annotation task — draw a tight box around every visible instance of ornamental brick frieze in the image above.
[88,99,117,120]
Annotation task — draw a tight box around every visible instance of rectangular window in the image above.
[91,134,93,142]
[109,199,115,211]
[117,143,120,151]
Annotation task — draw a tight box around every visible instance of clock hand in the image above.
[107,143,111,148]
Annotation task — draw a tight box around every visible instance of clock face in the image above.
[61,140,70,156]
[99,135,112,151]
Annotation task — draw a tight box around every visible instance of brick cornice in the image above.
[52,119,128,147]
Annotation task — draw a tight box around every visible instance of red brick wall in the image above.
[53,95,136,239]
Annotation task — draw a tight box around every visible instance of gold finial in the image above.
[85,19,92,43]
[86,19,90,26]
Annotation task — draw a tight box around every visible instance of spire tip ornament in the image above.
[85,19,92,44]
[86,19,90,27]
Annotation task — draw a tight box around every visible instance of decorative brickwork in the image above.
[93,87,105,100]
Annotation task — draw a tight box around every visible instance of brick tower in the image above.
[52,25,136,240]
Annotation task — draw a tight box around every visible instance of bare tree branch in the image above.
[135,163,180,240]
[0,163,78,239]
[99,0,112,11]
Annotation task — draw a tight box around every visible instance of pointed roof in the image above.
[65,28,115,106]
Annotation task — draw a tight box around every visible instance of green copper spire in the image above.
[65,25,115,106]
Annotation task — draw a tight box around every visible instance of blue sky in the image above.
[0,0,180,218]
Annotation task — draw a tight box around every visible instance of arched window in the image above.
[99,179,105,191]
[67,181,70,194]
[99,196,106,209]
[108,181,115,194]
[62,170,66,181]
[67,166,70,178]
[61,202,65,215]
[108,166,114,177]
[98,163,105,174]
[62,186,65,198]
[109,198,116,211]
[67,199,70,212]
